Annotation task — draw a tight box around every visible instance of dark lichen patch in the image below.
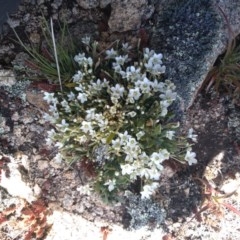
[123,193,166,230]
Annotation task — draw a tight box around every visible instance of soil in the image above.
[0,1,240,240]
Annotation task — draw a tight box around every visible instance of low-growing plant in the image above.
[43,37,198,201]
[204,36,240,99]
[12,15,77,85]
[193,178,240,222]
[203,6,240,101]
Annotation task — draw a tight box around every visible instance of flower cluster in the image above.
[43,39,197,200]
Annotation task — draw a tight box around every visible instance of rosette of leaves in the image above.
[12,16,77,84]
[44,39,197,201]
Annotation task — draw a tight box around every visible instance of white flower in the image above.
[104,179,116,192]
[115,55,128,65]
[159,149,170,159]
[95,114,108,128]
[151,79,165,92]
[188,128,198,142]
[112,63,122,73]
[45,137,53,146]
[61,100,71,112]
[47,129,56,138]
[81,36,91,45]
[46,129,56,145]
[73,70,84,82]
[111,138,121,151]
[75,83,84,92]
[160,100,172,116]
[90,79,103,91]
[105,48,117,59]
[122,42,132,52]
[144,52,166,75]
[147,168,161,180]
[126,137,138,148]
[102,78,109,87]
[141,182,159,199]
[137,77,152,94]
[150,153,163,170]
[43,92,57,104]
[123,66,141,82]
[184,150,197,165]
[43,113,57,123]
[55,141,64,148]
[85,108,96,120]
[86,57,93,67]
[80,121,93,134]
[53,153,62,164]
[109,105,117,115]
[56,119,69,131]
[136,131,145,140]
[127,111,137,118]
[139,152,149,163]
[160,107,168,117]
[74,53,86,63]
[74,53,93,67]
[74,53,85,62]
[48,104,58,113]
[121,163,135,175]
[118,131,130,144]
[77,184,92,195]
[67,91,75,101]
[110,84,125,98]
[165,130,175,140]
[77,93,88,103]
[127,88,141,103]
[143,48,155,60]
[160,89,177,102]
[150,149,169,169]
[78,135,88,143]
[151,53,163,63]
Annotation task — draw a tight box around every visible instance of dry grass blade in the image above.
[50,18,62,92]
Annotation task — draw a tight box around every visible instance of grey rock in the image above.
[76,0,99,9]
[125,193,166,229]
[0,116,10,134]
[108,0,154,32]
[51,0,63,9]
[0,70,16,87]
[37,0,44,5]
[0,0,21,33]
[150,0,240,109]
[100,0,111,8]
[38,160,49,171]
[227,102,240,142]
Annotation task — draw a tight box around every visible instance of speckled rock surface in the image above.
[0,70,16,87]
[1,0,240,239]
[108,0,154,32]
[150,0,240,109]
[76,0,99,9]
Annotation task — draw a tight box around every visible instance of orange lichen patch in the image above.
[0,199,52,240]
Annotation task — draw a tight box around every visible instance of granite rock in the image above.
[76,0,99,9]
[108,0,154,32]
[150,0,240,109]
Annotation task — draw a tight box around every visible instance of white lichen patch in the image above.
[0,70,16,87]
[0,154,36,202]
